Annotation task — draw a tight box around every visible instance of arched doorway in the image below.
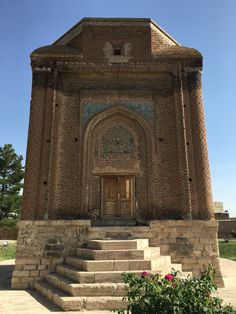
[82,106,154,221]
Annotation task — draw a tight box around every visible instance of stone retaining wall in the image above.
[12,220,90,289]
[89,220,223,285]
[12,219,223,288]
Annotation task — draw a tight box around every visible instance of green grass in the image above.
[0,242,16,261]
[219,240,236,261]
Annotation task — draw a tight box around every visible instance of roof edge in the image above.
[150,19,180,46]
[53,17,179,46]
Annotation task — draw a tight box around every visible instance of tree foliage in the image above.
[0,144,24,220]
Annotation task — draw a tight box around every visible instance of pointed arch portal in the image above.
[82,106,155,220]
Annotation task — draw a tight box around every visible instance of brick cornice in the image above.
[32,61,202,75]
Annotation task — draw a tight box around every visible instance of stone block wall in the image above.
[148,220,222,282]
[12,219,223,288]
[12,220,90,289]
[88,220,223,286]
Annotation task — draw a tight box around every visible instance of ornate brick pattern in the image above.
[69,25,152,62]
[21,72,48,219]
[188,72,214,219]
[173,73,192,219]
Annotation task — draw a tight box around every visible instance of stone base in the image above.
[12,220,91,289]
[91,219,137,226]
[12,219,224,289]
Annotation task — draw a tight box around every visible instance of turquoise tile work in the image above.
[82,103,154,126]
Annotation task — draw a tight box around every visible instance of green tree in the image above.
[0,144,24,220]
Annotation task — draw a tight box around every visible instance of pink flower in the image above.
[164,274,174,281]
[141,271,150,278]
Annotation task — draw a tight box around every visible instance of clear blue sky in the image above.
[1,0,236,216]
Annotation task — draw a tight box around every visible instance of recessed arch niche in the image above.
[82,106,155,220]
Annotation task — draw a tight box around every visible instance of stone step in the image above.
[46,273,127,296]
[171,263,183,272]
[33,238,187,312]
[77,246,160,260]
[87,238,149,250]
[34,281,71,310]
[56,264,85,282]
[46,273,75,295]
[65,255,171,272]
[56,264,160,283]
[34,280,126,311]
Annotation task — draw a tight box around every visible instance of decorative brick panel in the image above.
[188,71,214,219]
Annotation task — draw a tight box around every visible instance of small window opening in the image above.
[114,48,122,56]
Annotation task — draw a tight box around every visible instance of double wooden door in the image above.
[102,176,134,219]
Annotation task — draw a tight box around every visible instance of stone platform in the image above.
[12,220,223,294]
[1,258,235,314]
[33,238,187,311]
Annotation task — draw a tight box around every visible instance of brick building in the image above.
[12,18,223,308]
[21,18,214,222]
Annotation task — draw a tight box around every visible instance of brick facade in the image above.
[21,18,214,221]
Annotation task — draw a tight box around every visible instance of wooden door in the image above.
[102,176,134,219]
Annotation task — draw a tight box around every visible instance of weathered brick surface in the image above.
[151,24,176,52]
[188,72,214,219]
[21,18,209,221]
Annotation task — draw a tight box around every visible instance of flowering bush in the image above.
[114,266,236,314]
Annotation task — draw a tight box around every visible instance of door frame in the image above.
[101,175,135,219]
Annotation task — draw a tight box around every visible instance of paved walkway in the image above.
[0,258,235,313]
[216,258,236,307]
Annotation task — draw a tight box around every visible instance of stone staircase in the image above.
[34,239,185,311]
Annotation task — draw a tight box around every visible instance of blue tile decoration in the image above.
[82,103,153,126]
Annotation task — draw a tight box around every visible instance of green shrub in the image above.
[114,266,236,314]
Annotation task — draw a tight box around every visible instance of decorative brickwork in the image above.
[188,71,214,220]
[13,18,223,292]
[20,18,213,221]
